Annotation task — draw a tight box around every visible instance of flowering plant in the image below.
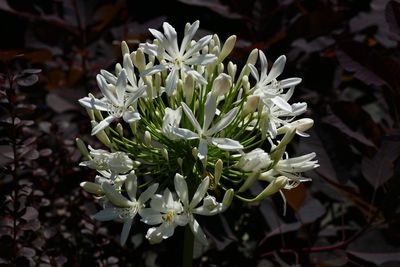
[76,20,318,264]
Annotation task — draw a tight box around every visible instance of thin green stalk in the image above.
[182,225,194,267]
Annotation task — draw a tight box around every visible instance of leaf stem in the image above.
[182,225,194,267]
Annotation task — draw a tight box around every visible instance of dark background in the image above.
[1,0,400,266]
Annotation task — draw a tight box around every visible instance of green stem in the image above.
[182,225,194,267]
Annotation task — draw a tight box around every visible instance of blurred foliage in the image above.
[1,0,400,266]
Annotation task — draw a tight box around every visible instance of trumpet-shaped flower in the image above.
[162,96,243,159]
[140,188,188,244]
[140,21,217,95]
[93,172,158,245]
[79,69,145,135]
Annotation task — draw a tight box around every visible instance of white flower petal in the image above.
[140,209,163,225]
[211,138,243,151]
[123,54,137,86]
[183,35,213,59]
[125,172,137,201]
[165,69,179,95]
[271,96,292,113]
[207,107,238,135]
[170,127,199,140]
[100,69,117,85]
[138,183,159,203]
[203,93,217,131]
[102,182,133,208]
[123,111,141,123]
[78,97,108,111]
[180,20,199,54]
[280,77,301,88]
[96,74,119,106]
[190,219,208,246]
[190,177,209,208]
[162,22,179,57]
[181,102,202,133]
[142,64,169,77]
[150,194,165,212]
[120,218,133,246]
[249,64,260,83]
[91,115,115,135]
[174,173,189,207]
[259,50,268,80]
[93,208,119,221]
[185,54,217,65]
[198,138,208,160]
[266,55,286,83]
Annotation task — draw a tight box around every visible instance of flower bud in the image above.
[228,61,237,80]
[212,34,221,49]
[177,157,183,169]
[116,123,124,136]
[238,171,260,192]
[102,182,133,207]
[243,95,260,116]
[161,148,169,161]
[217,62,224,74]
[192,147,198,160]
[246,48,259,65]
[144,130,152,146]
[184,74,194,104]
[214,159,223,185]
[121,41,130,55]
[91,121,112,148]
[76,138,90,160]
[115,63,122,75]
[80,181,103,195]
[277,118,314,135]
[218,35,236,62]
[253,176,288,201]
[135,48,146,72]
[222,189,234,210]
[211,73,232,96]
[202,45,209,54]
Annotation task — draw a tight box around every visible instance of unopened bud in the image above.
[212,73,232,96]
[243,95,260,116]
[214,159,223,185]
[115,63,122,74]
[144,130,152,146]
[253,176,288,201]
[116,123,124,136]
[184,74,194,103]
[192,147,198,159]
[202,45,209,54]
[102,182,133,207]
[91,121,112,148]
[135,48,146,72]
[177,157,183,169]
[228,61,237,80]
[222,189,234,210]
[121,41,130,55]
[76,138,90,160]
[246,48,259,65]
[238,171,260,192]
[80,181,103,195]
[212,34,221,48]
[161,148,169,161]
[217,62,224,74]
[278,118,314,135]
[218,35,236,62]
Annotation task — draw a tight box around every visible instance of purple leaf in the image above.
[297,197,326,223]
[385,1,400,37]
[322,114,376,147]
[21,207,38,221]
[16,75,39,87]
[347,251,400,265]
[361,132,400,189]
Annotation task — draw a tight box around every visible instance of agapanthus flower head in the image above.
[77,20,318,247]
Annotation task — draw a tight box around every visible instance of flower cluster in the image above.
[77,21,318,246]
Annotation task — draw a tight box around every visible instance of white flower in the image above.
[80,147,134,176]
[236,148,271,173]
[259,152,319,189]
[79,69,145,135]
[174,174,231,245]
[249,50,302,98]
[162,96,243,159]
[140,21,217,95]
[93,172,158,245]
[140,187,188,244]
